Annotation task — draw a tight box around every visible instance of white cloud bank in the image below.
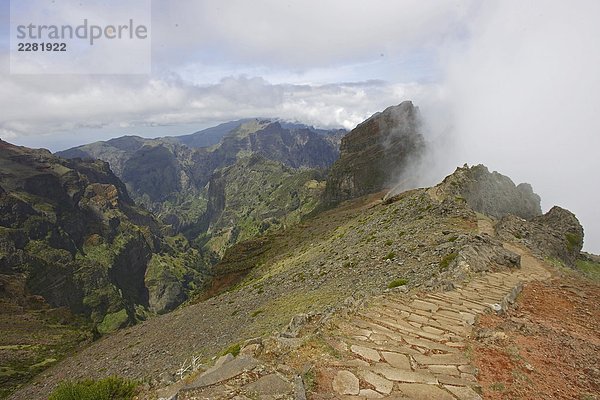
[0,70,437,144]
[436,1,600,253]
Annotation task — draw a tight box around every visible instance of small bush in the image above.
[439,252,458,269]
[302,368,316,391]
[220,343,241,357]
[565,233,582,252]
[250,310,263,318]
[383,251,396,260]
[387,278,408,289]
[49,376,137,400]
[385,239,394,246]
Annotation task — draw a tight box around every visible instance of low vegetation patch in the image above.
[565,233,582,252]
[439,252,459,269]
[387,278,408,289]
[48,376,137,400]
[576,259,600,281]
[220,343,241,357]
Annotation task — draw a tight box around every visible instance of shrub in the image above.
[387,278,408,289]
[383,251,396,260]
[565,233,582,252]
[49,376,137,400]
[439,252,458,269]
[220,343,241,357]
[302,369,316,391]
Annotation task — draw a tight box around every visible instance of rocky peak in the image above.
[323,101,425,205]
[435,164,542,220]
[496,206,584,266]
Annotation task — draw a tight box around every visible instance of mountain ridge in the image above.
[8,161,591,400]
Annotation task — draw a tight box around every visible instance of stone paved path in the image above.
[165,220,553,400]
[321,239,551,399]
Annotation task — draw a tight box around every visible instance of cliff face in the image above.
[0,140,207,331]
[323,101,425,205]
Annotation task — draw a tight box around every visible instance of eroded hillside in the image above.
[9,163,575,399]
[0,141,207,397]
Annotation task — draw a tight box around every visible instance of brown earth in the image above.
[471,275,600,400]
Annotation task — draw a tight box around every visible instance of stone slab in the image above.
[333,370,360,395]
[381,351,411,370]
[444,384,483,400]
[185,356,259,389]
[351,344,381,362]
[397,383,455,400]
[358,369,393,394]
[371,364,437,384]
[244,373,292,396]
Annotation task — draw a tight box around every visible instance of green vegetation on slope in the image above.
[576,258,600,281]
[201,154,327,257]
[48,376,137,400]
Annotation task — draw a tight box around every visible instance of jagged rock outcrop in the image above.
[436,164,542,219]
[0,140,207,329]
[435,165,584,265]
[323,101,425,206]
[496,206,584,266]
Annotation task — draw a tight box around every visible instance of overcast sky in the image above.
[1,0,599,252]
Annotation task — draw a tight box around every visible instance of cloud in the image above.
[0,67,438,148]
[2,0,462,141]
[151,0,472,69]
[432,0,600,252]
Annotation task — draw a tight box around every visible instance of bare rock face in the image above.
[437,164,542,220]
[323,101,425,206]
[496,206,584,266]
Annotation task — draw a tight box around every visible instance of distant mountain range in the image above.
[57,119,346,258]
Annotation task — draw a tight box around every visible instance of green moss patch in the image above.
[565,233,582,252]
[97,309,129,334]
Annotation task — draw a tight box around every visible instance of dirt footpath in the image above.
[471,275,600,400]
